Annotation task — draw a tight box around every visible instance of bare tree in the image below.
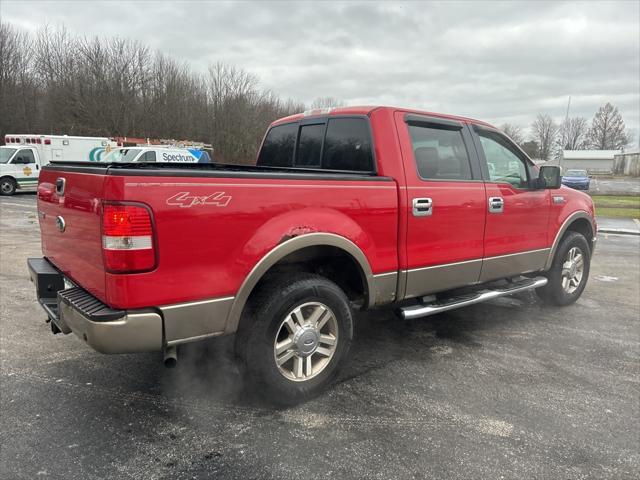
[530,114,558,161]
[310,96,344,109]
[500,123,524,145]
[0,22,37,138]
[1,23,303,164]
[557,116,588,151]
[586,103,628,149]
[521,140,539,159]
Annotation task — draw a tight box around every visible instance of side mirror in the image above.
[538,165,561,189]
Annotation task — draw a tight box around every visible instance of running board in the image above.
[399,276,548,320]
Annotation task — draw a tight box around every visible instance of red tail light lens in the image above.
[44,139,51,145]
[102,204,156,273]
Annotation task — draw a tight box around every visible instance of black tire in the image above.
[0,177,17,196]
[236,273,353,405]
[537,231,591,306]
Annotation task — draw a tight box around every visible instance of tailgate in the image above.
[37,168,107,302]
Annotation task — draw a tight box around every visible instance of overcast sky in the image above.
[2,0,639,143]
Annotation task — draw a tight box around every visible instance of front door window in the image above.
[477,131,529,189]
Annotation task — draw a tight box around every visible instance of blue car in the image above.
[561,169,591,190]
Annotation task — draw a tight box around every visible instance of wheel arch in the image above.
[544,211,595,270]
[224,233,375,334]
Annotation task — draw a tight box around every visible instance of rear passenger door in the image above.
[396,113,487,299]
[471,127,550,282]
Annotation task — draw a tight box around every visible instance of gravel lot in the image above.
[1,193,639,480]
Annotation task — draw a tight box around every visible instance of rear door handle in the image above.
[488,196,504,213]
[412,197,433,217]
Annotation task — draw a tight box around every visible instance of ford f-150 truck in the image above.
[28,106,596,403]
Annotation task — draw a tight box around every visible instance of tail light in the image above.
[101,203,156,273]
[44,139,51,145]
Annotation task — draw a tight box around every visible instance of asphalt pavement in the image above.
[1,193,639,480]
[589,177,640,196]
[597,217,640,235]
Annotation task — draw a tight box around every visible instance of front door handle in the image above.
[488,196,504,213]
[412,197,433,217]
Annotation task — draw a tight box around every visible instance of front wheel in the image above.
[0,177,17,196]
[236,273,353,405]
[537,231,591,306]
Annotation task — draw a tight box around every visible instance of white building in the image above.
[546,150,623,174]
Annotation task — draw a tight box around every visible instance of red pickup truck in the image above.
[28,106,596,403]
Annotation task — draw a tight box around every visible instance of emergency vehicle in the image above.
[1,134,117,195]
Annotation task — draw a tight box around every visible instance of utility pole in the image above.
[559,96,571,170]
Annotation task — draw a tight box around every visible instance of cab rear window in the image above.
[257,117,374,173]
[257,123,297,167]
[296,124,324,167]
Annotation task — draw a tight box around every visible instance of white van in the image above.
[0,134,118,195]
[102,146,211,164]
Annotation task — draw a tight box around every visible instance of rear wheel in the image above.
[0,177,17,196]
[236,273,353,405]
[537,231,591,306]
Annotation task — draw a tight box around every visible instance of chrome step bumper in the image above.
[399,276,548,320]
[27,257,163,353]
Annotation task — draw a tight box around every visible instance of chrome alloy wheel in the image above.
[561,246,585,294]
[273,302,338,382]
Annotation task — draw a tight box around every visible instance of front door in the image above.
[396,112,487,299]
[13,148,39,189]
[471,127,550,282]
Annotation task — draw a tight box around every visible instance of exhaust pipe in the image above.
[163,345,177,368]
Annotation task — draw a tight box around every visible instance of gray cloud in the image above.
[2,0,638,142]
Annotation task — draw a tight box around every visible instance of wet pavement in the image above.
[1,193,639,479]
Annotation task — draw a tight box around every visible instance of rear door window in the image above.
[257,123,297,167]
[322,118,373,172]
[407,125,472,181]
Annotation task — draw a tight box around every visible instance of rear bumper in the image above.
[27,257,163,353]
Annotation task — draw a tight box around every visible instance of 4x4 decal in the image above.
[166,192,232,208]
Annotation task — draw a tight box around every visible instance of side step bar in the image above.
[400,276,548,320]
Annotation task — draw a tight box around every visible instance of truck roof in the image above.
[271,106,496,129]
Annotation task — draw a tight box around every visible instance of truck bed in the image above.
[38,162,399,311]
[45,160,383,178]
